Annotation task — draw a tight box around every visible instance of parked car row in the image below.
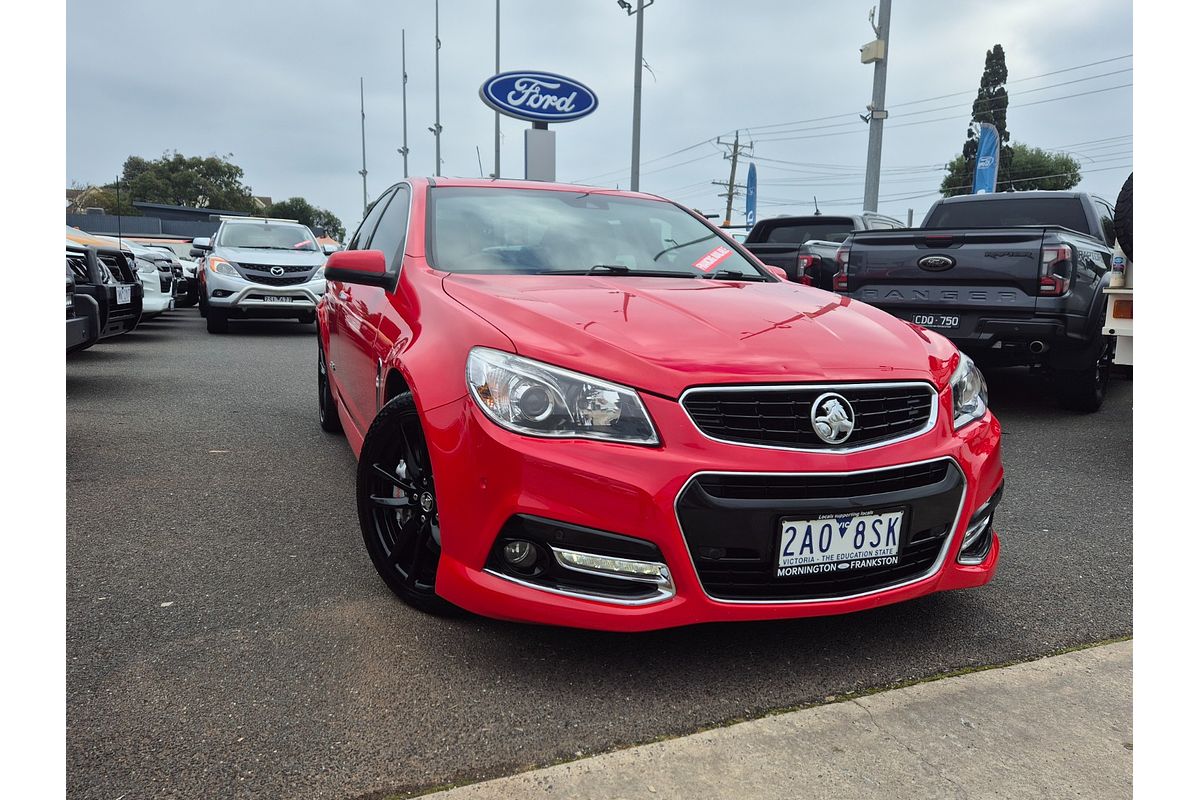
[64,234,144,354]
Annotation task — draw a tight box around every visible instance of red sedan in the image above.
[318,178,1002,631]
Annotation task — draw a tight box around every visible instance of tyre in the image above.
[198,291,209,318]
[206,307,229,334]
[1114,173,1132,260]
[357,393,458,615]
[317,341,343,434]
[1053,336,1114,413]
[298,311,316,325]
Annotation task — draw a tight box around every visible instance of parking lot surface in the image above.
[67,311,1132,800]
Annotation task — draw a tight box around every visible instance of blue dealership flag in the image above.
[972,123,1000,194]
[746,163,758,227]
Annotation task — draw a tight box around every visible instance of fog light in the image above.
[502,540,538,569]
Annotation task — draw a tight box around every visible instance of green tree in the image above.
[110,151,256,211]
[956,44,1014,190]
[940,143,1081,196]
[266,197,346,241]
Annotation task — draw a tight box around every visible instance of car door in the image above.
[329,188,395,431]
[362,185,414,412]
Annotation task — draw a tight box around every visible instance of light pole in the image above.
[861,0,892,212]
[433,0,443,175]
[398,28,409,177]
[359,77,368,216]
[494,0,500,178]
[619,0,654,192]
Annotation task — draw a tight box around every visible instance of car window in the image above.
[1094,198,1116,246]
[765,218,855,243]
[428,186,764,278]
[365,185,411,271]
[218,222,318,250]
[925,197,1090,235]
[348,189,396,250]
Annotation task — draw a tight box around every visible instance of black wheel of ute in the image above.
[356,394,459,615]
[206,307,228,333]
[1053,336,1114,413]
[1114,173,1133,260]
[317,341,343,434]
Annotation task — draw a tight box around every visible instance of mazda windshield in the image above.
[428,187,766,279]
[218,222,318,251]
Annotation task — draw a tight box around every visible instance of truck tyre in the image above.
[206,307,229,334]
[1114,173,1133,260]
[299,311,316,325]
[1052,336,1113,413]
[198,291,209,318]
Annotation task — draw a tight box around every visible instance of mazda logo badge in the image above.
[270,266,285,276]
[918,255,955,271]
[811,393,855,445]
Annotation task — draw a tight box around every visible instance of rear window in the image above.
[763,218,854,244]
[924,197,1089,235]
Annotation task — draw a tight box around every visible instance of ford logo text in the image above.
[918,255,956,272]
[479,71,599,123]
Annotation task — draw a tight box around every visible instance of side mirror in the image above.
[191,237,212,250]
[764,265,788,281]
[322,243,341,256]
[324,249,393,289]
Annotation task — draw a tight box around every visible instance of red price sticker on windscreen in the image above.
[693,246,733,272]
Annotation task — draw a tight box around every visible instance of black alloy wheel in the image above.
[356,393,458,615]
[317,341,343,434]
[1054,335,1114,413]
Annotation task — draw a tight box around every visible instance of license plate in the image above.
[776,510,904,578]
[116,286,131,305]
[263,295,293,303]
[911,314,959,330]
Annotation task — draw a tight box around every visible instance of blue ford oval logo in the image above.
[479,70,599,123]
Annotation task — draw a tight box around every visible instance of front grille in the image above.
[159,274,173,293]
[98,253,135,283]
[682,383,935,450]
[676,460,963,601]
[238,263,312,287]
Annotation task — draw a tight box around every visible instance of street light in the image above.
[618,0,654,192]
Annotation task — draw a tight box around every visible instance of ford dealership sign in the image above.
[479,71,598,123]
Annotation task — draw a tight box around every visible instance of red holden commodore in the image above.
[317,178,1002,631]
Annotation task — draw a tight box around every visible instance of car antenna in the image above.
[813,195,821,216]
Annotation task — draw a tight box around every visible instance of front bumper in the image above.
[140,275,174,316]
[206,270,325,317]
[424,386,1003,631]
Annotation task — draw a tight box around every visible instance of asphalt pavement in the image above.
[66,310,1132,800]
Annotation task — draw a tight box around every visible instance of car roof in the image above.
[937,190,1087,204]
[421,176,665,202]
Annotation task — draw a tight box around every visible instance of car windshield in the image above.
[428,187,764,279]
[764,218,855,244]
[218,222,318,251]
[924,197,1089,234]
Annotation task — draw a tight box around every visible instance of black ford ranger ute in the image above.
[833,191,1117,412]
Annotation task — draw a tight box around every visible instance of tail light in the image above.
[833,245,850,291]
[1039,244,1071,296]
[796,254,817,286]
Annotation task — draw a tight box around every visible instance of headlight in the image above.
[311,266,326,281]
[950,352,988,429]
[208,256,240,277]
[136,257,157,275]
[467,347,659,444]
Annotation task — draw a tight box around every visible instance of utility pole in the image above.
[359,77,368,216]
[398,29,409,177]
[432,0,443,175]
[619,0,654,191]
[712,131,752,227]
[494,0,500,178]
[860,0,892,212]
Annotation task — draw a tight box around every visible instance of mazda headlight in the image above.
[208,256,240,277]
[950,352,988,429]
[311,266,326,281]
[467,348,658,444]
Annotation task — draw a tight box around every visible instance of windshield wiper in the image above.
[703,269,769,282]
[536,264,697,278]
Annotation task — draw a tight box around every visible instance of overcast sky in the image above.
[66,0,1131,235]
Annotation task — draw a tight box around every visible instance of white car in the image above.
[122,241,176,318]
